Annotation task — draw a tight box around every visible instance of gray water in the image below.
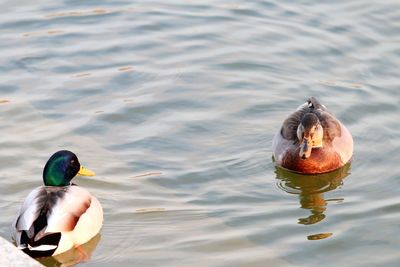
[1,0,400,266]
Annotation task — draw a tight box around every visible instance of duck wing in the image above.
[280,102,309,141]
[45,185,92,233]
[14,185,91,257]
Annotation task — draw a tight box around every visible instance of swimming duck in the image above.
[12,150,103,258]
[272,97,353,174]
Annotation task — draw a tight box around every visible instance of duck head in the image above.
[43,150,95,186]
[297,113,323,159]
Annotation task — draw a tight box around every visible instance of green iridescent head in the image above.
[43,150,95,186]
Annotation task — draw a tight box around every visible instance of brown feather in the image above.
[281,146,342,174]
[58,197,91,231]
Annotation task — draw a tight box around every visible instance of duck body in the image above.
[12,150,103,257]
[272,97,353,174]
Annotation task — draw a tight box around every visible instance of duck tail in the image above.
[19,230,61,258]
[307,97,323,109]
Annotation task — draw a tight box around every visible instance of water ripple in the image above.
[1,0,400,266]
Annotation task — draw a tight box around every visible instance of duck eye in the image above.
[70,159,75,164]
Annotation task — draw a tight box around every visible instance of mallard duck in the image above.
[272,97,353,174]
[12,150,103,258]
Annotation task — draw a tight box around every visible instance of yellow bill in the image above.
[78,166,96,176]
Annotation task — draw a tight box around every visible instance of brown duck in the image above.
[272,97,353,174]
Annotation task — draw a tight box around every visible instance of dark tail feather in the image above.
[20,230,61,258]
[307,97,323,109]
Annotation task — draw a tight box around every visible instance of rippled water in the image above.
[1,0,400,266]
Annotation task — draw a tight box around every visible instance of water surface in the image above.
[1,0,400,266]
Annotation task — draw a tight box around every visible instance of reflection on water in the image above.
[45,9,110,18]
[307,232,333,241]
[276,164,351,227]
[37,234,101,267]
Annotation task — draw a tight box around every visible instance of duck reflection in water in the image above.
[37,233,101,267]
[275,164,350,225]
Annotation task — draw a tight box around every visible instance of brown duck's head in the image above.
[297,113,324,159]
